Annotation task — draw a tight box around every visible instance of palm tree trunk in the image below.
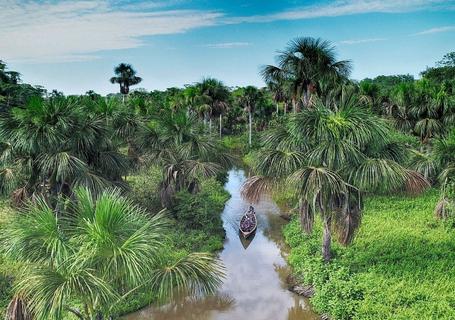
[322,215,332,263]
[122,94,125,104]
[209,118,212,134]
[292,97,297,113]
[276,103,279,115]
[303,87,309,108]
[248,110,252,147]
[284,102,287,115]
[219,114,222,138]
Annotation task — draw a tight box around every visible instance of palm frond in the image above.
[241,175,276,203]
[1,197,70,264]
[403,170,430,195]
[288,166,347,209]
[5,296,33,320]
[149,252,225,302]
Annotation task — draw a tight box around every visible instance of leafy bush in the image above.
[284,190,455,319]
[172,178,229,251]
[127,166,162,212]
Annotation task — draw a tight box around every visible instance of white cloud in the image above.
[1,0,453,63]
[223,0,452,24]
[205,42,251,49]
[339,38,387,45]
[0,0,222,63]
[413,25,455,35]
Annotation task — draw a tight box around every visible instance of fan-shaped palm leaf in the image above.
[149,252,225,302]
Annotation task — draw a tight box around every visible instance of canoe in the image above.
[239,209,257,238]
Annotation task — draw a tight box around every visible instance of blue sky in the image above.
[1,0,455,94]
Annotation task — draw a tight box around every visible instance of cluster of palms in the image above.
[384,79,454,143]
[114,67,275,145]
[0,91,229,317]
[0,61,44,111]
[356,58,455,223]
[242,38,433,262]
[0,97,130,206]
[133,107,233,206]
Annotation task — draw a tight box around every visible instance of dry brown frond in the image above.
[241,175,274,203]
[434,197,453,220]
[6,296,33,320]
[11,187,27,207]
[299,200,314,234]
[403,170,430,195]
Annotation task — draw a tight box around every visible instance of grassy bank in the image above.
[283,190,455,319]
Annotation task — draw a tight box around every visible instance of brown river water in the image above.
[124,169,318,320]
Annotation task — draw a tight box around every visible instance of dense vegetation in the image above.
[243,39,455,319]
[284,190,455,319]
[0,36,454,320]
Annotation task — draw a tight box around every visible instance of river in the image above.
[124,169,317,320]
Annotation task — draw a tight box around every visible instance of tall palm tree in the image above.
[236,86,263,147]
[261,37,351,112]
[1,188,224,320]
[110,63,142,103]
[267,78,290,115]
[242,88,428,262]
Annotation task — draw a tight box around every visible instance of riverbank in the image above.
[283,189,455,319]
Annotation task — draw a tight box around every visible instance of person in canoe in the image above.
[240,206,257,234]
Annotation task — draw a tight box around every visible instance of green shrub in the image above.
[127,166,162,212]
[172,178,229,251]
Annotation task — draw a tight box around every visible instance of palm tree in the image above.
[267,78,290,115]
[135,109,232,206]
[236,86,263,147]
[1,188,224,320]
[261,37,351,112]
[0,97,129,205]
[110,63,142,103]
[195,78,230,136]
[242,88,428,262]
[434,128,455,219]
[389,79,454,143]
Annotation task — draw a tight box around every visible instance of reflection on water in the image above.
[124,169,317,320]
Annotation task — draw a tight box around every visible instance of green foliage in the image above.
[244,90,426,260]
[171,178,229,252]
[0,199,16,315]
[0,189,224,319]
[0,96,132,202]
[284,190,455,319]
[127,166,162,212]
[0,60,45,111]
